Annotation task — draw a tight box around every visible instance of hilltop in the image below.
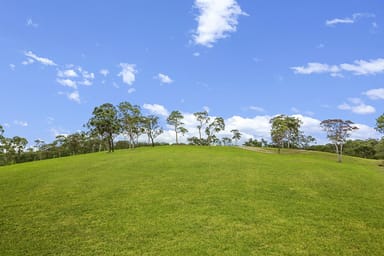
[1,146,383,255]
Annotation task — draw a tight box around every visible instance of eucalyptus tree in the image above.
[270,115,302,153]
[11,136,28,161]
[142,115,163,147]
[167,110,187,144]
[193,111,210,140]
[231,129,242,145]
[376,113,384,134]
[118,101,142,148]
[320,119,358,162]
[205,117,225,145]
[86,103,120,152]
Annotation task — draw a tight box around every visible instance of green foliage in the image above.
[1,147,384,255]
[270,115,302,152]
[167,110,187,144]
[87,103,120,152]
[375,113,384,134]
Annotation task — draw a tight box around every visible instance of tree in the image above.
[375,114,384,134]
[231,129,241,145]
[118,102,142,148]
[193,111,210,140]
[11,136,28,161]
[320,119,358,163]
[167,110,187,144]
[142,115,163,147]
[87,103,120,152]
[222,137,232,146]
[270,115,302,153]
[205,117,225,145]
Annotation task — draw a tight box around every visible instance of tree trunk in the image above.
[175,127,179,144]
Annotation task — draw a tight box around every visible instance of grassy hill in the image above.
[1,146,383,255]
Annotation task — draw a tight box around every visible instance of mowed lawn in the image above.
[1,146,384,255]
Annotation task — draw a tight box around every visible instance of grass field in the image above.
[1,146,384,255]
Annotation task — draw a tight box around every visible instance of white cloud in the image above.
[155,73,173,84]
[100,69,109,76]
[291,62,340,75]
[338,98,376,115]
[291,58,384,76]
[326,18,354,26]
[340,58,384,75]
[326,12,375,26]
[21,58,35,65]
[249,106,265,112]
[24,51,56,66]
[193,52,201,57]
[68,91,80,103]
[351,123,381,140]
[9,64,16,71]
[364,88,384,100]
[80,80,92,86]
[128,88,136,94]
[14,120,28,127]
[57,79,77,89]
[203,106,210,113]
[143,103,169,117]
[193,0,247,47]
[118,63,137,85]
[26,18,38,28]
[57,69,78,78]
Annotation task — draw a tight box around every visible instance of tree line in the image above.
[1,102,384,165]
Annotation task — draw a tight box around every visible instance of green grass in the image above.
[1,146,384,255]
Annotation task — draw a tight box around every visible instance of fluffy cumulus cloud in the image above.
[193,0,247,47]
[57,69,78,78]
[67,91,80,103]
[24,51,56,66]
[338,98,376,115]
[351,123,381,140]
[291,58,384,77]
[155,73,173,84]
[143,104,169,117]
[364,88,384,100]
[326,12,375,26]
[118,63,137,85]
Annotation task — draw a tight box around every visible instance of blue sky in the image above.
[1,0,383,145]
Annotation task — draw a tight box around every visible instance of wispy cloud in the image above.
[249,106,265,112]
[155,73,173,84]
[14,120,28,127]
[9,64,16,71]
[26,18,38,28]
[326,12,375,26]
[338,98,375,115]
[118,63,137,85]
[24,51,56,66]
[291,58,384,76]
[193,0,247,47]
[364,88,384,100]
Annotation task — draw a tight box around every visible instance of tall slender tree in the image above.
[231,129,242,145]
[320,119,358,163]
[142,115,163,147]
[205,117,225,145]
[193,111,210,140]
[167,110,187,144]
[117,101,142,148]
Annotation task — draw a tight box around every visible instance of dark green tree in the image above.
[87,103,120,152]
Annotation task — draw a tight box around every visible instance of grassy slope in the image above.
[0,146,383,255]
